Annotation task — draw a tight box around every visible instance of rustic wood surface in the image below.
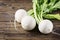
[0,0,60,40]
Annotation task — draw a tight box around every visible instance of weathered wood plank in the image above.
[4,33,60,40]
[0,0,60,40]
[0,0,32,12]
[0,39,5,40]
[0,35,4,39]
[0,22,60,34]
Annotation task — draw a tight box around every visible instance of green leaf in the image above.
[43,14,60,20]
[54,1,60,9]
[54,14,60,20]
[43,14,55,19]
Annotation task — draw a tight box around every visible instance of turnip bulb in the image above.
[15,9,27,23]
[38,20,53,34]
[21,16,36,30]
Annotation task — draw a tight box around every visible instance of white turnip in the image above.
[14,9,27,30]
[38,20,53,34]
[21,16,36,30]
[15,9,27,23]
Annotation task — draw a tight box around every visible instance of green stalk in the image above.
[40,0,47,21]
[28,9,60,20]
[33,0,40,23]
[28,0,60,24]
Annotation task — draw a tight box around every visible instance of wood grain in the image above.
[0,0,60,40]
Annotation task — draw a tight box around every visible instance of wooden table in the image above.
[0,0,60,40]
